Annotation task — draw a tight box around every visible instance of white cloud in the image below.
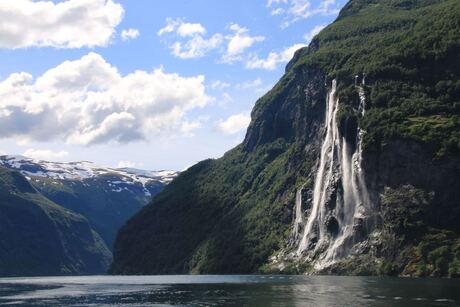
[246,52,279,70]
[267,0,339,28]
[158,18,223,59]
[216,113,251,135]
[267,0,288,6]
[246,43,305,70]
[23,149,69,161]
[0,52,210,145]
[222,23,265,63]
[244,23,326,71]
[210,80,230,89]
[117,160,136,168]
[304,24,326,41]
[171,34,223,59]
[237,78,263,89]
[158,19,264,62]
[0,0,124,49]
[157,18,179,36]
[158,18,206,37]
[180,120,202,136]
[121,28,139,41]
[177,22,206,37]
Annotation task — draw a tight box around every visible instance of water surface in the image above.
[0,275,458,306]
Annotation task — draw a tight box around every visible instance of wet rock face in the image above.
[364,139,460,232]
[326,216,339,236]
[300,188,313,214]
[339,116,358,147]
[243,65,327,152]
[352,218,367,241]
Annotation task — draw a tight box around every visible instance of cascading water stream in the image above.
[297,80,340,255]
[292,186,305,241]
[294,78,370,269]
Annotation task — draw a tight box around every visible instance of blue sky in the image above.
[0,0,346,170]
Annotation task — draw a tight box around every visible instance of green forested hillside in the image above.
[0,156,173,250]
[31,175,163,249]
[0,167,112,276]
[111,0,460,276]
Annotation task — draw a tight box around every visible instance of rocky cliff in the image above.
[111,0,460,277]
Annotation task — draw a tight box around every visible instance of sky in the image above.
[0,0,347,171]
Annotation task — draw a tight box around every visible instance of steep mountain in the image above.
[0,167,111,276]
[111,0,460,277]
[0,155,178,248]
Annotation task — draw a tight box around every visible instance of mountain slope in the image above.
[111,0,460,277]
[0,167,111,276]
[0,155,178,248]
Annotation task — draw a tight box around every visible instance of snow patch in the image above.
[0,155,179,191]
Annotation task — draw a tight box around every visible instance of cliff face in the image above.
[111,0,460,277]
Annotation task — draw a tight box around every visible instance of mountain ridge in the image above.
[0,155,179,249]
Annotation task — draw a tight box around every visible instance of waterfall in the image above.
[294,78,370,269]
[292,185,305,241]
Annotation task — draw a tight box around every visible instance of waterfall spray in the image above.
[294,78,371,269]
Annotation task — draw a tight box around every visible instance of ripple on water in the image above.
[0,275,458,306]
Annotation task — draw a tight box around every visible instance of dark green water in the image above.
[0,275,458,306]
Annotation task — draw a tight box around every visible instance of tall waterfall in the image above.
[293,79,370,269]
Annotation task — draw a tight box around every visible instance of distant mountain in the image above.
[111,0,460,277]
[0,167,111,276]
[0,155,178,249]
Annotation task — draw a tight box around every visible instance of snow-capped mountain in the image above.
[0,155,177,183]
[0,155,179,248]
[0,155,178,196]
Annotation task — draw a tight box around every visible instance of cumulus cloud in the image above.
[158,18,223,59]
[121,28,140,41]
[221,24,265,63]
[158,18,206,37]
[267,0,340,28]
[0,52,210,145]
[177,23,206,37]
[171,34,223,59]
[158,19,264,62]
[246,43,305,70]
[0,0,124,49]
[23,149,69,161]
[216,113,251,135]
